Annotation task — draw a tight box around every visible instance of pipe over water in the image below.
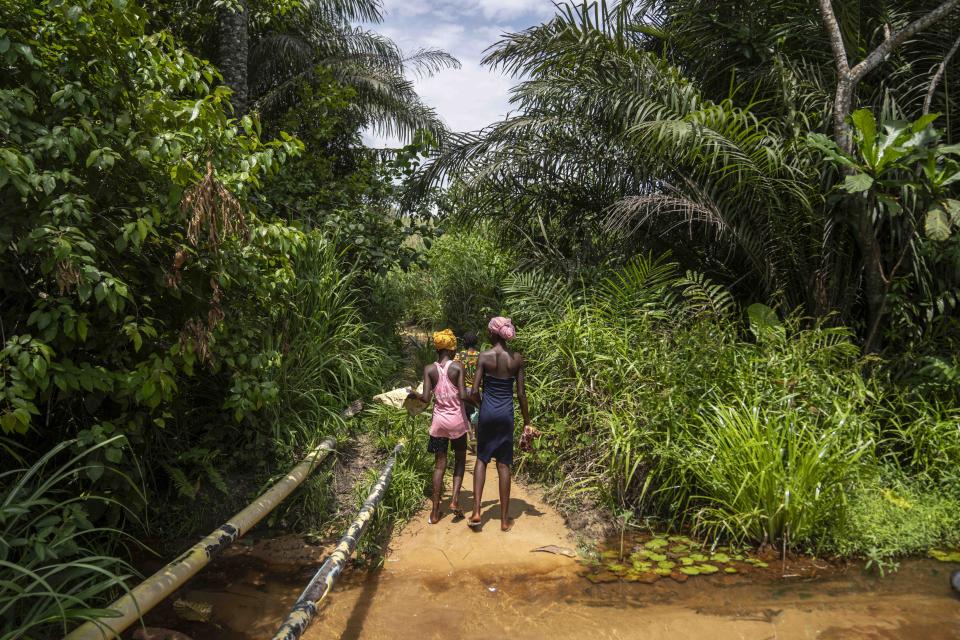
[271,442,405,640]
[65,437,337,640]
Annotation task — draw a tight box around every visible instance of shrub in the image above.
[391,226,513,332]
[503,254,946,553]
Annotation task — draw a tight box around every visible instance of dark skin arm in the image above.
[470,355,485,405]
[409,364,435,404]
[515,354,531,428]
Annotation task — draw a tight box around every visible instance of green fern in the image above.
[678,271,736,319]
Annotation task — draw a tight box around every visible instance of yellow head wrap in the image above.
[433,328,457,352]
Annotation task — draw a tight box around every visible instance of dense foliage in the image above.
[4,0,960,635]
[490,253,959,556]
[422,0,960,362]
[1,0,442,635]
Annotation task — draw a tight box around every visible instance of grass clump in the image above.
[354,405,434,562]
[1,438,139,640]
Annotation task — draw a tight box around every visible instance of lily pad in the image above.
[654,567,672,576]
[606,563,628,574]
[601,550,621,560]
[710,553,731,563]
[631,549,652,560]
[724,567,738,574]
[679,556,695,566]
[745,559,769,568]
[679,566,701,575]
[688,553,708,562]
[657,560,676,570]
[669,544,691,554]
[697,564,719,574]
[645,537,669,550]
[648,553,668,562]
[669,535,693,543]
[633,561,652,572]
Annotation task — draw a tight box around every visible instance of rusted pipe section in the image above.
[271,443,404,640]
[66,438,337,640]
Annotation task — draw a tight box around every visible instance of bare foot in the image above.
[428,511,442,524]
[501,518,514,532]
[467,513,482,529]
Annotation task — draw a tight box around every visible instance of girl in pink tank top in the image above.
[430,360,469,439]
[408,329,470,524]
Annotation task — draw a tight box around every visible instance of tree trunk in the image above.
[218,0,249,114]
[817,0,960,351]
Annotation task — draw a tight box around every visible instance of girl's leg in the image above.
[450,441,466,512]
[496,461,512,531]
[469,458,487,526]
[430,449,447,524]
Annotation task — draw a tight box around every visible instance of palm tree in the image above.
[248,0,459,140]
[421,0,960,352]
[209,0,458,140]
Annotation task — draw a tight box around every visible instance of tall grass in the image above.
[0,437,139,639]
[688,403,870,546]
[503,253,956,555]
[269,238,388,452]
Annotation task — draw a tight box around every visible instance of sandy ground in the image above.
[138,455,960,640]
[295,459,960,640]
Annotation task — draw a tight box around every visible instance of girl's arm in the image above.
[409,364,434,404]
[516,355,531,427]
[470,356,485,405]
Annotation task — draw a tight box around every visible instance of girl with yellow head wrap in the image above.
[433,328,457,352]
[407,328,469,524]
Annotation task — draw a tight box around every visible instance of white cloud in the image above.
[475,0,553,19]
[362,0,554,147]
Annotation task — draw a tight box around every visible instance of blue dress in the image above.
[477,374,515,466]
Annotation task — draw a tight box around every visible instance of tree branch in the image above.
[850,0,960,82]
[818,0,850,76]
[924,33,960,115]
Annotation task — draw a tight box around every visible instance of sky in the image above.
[362,0,556,147]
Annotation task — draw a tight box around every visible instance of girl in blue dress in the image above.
[467,317,534,532]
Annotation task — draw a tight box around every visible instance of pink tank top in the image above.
[430,361,469,439]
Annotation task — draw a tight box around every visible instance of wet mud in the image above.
[133,458,960,640]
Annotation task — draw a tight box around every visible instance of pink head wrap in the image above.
[488,316,516,341]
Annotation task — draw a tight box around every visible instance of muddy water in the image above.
[137,555,959,639]
[134,462,960,639]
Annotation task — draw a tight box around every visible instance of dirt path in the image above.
[299,461,960,640]
[144,458,960,639]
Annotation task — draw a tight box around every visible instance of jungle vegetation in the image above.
[2,0,960,636]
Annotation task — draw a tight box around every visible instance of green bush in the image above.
[828,476,960,561]
[391,226,513,332]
